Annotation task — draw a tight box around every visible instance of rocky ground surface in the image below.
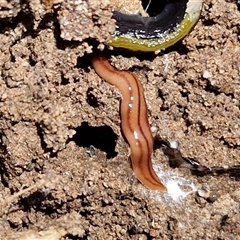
[0,0,240,239]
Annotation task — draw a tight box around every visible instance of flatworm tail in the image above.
[110,0,203,52]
